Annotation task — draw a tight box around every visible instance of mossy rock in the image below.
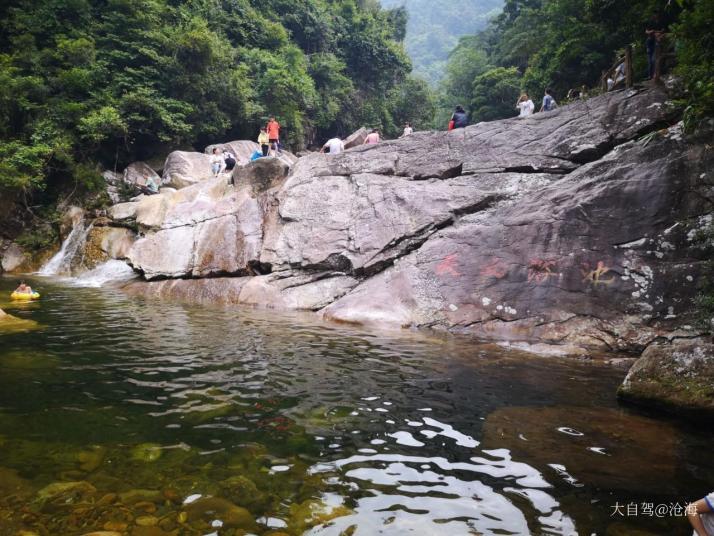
[619,338,714,418]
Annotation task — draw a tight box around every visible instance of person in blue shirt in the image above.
[540,89,557,112]
[451,105,468,129]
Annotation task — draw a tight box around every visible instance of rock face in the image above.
[161,150,215,189]
[343,127,369,149]
[618,338,714,416]
[116,87,714,413]
[123,161,160,186]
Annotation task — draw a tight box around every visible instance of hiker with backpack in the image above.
[448,105,468,130]
[540,89,557,113]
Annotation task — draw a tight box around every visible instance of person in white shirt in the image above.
[321,137,345,155]
[399,122,413,137]
[209,147,225,176]
[516,93,535,118]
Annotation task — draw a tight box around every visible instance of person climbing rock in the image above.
[450,105,468,129]
[363,129,380,145]
[516,93,535,118]
[210,147,225,177]
[266,116,281,156]
[540,89,557,112]
[321,136,345,154]
[687,491,714,536]
[14,281,33,294]
[258,127,270,157]
[399,122,413,138]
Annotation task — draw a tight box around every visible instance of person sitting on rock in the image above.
[399,122,413,138]
[363,129,380,145]
[321,136,345,154]
[258,127,270,157]
[223,150,237,172]
[210,147,225,177]
[136,173,159,196]
[516,93,534,118]
[539,88,557,112]
[15,281,33,294]
[451,105,468,129]
[687,491,714,536]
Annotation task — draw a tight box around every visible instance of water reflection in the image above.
[0,276,711,535]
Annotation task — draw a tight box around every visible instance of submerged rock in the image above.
[618,338,714,415]
[480,406,680,494]
[184,496,256,529]
[130,443,164,463]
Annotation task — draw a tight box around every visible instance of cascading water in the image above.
[74,259,137,287]
[38,218,92,276]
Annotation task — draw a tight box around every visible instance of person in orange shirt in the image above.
[266,116,281,156]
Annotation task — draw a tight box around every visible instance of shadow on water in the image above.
[0,275,711,535]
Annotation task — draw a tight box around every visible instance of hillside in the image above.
[380,0,503,85]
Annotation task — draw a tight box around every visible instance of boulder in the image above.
[161,150,214,189]
[123,161,160,186]
[618,338,714,415]
[108,202,138,222]
[0,242,26,272]
[343,127,368,149]
[231,157,290,195]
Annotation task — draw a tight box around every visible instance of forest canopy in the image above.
[0,0,433,193]
[439,0,714,127]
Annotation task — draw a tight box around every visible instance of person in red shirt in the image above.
[266,116,281,156]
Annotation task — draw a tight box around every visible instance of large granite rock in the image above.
[618,338,714,415]
[161,150,215,189]
[343,127,368,149]
[116,86,714,419]
[0,242,26,272]
[123,161,160,186]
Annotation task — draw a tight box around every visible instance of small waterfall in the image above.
[39,219,92,276]
[74,260,137,287]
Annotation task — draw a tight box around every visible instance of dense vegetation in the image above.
[439,0,713,126]
[0,0,433,196]
[379,0,502,85]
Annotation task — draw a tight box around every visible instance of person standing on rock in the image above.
[258,127,270,157]
[363,129,380,145]
[321,136,345,154]
[399,122,413,137]
[450,105,468,129]
[539,89,557,112]
[210,147,225,177]
[516,93,534,118]
[266,116,281,156]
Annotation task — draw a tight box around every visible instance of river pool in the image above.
[0,276,711,535]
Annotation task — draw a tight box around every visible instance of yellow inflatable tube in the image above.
[10,291,40,301]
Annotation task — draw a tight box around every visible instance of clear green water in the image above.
[0,276,711,536]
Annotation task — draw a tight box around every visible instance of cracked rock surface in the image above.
[121,87,713,366]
